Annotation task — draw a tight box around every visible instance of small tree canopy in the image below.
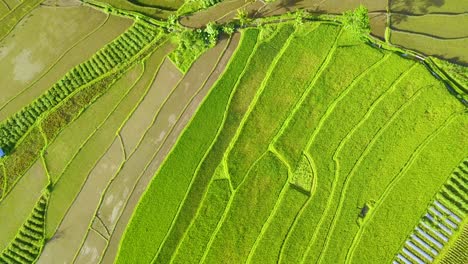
[342,5,371,38]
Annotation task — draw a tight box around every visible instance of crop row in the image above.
[394,160,467,264]
[0,193,48,264]
[0,21,160,152]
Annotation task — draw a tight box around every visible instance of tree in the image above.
[342,5,371,39]
[223,23,235,35]
[204,22,220,45]
[236,8,250,26]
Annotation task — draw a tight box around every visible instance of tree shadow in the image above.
[391,0,445,25]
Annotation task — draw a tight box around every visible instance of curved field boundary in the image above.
[112,38,232,264]
[198,151,269,263]
[71,45,179,262]
[311,62,419,263]
[300,57,416,264]
[0,12,111,118]
[165,30,265,262]
[146,37,234,259]
[270,26,343,168]
[245,147,291,263]
[276,53,390,264]
[152,32,268,263]
[345,111,464,263]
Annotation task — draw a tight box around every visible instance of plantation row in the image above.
[0,193,48,264]
[0,20,161,152]
[394,160,467,264]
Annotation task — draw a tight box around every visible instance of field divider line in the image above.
[109,37,235,263]
[95,213,112,239]
[345,110,464,263]
[311,62,419,264]
[199,151,269,264]
[75,50,176,263]
[389,27,468,40]
[0,0,9,11]
[0,13,111,116]
[69,52,169,262]
[0,32,166,200]
[150,37,233,261]
[224,25,297,188]
[277,53,389,264]
[89,225,109,242]
[245,145,291,264]
[0,0,43,42]
[167,31,261,262]
[47,63,146,240]
[271,27,343,151]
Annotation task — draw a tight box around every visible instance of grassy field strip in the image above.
[195,25,298,261]
[313,78,433,263]
[314,77,464,262]
[0,12,117,121]
[247,184,309,263]
[346,111,465,262]
[273,40,385,168]
[202,151,288,263]
[245,146,292,263]
[154,27,296,263]
[74,229,107,264]
[391,30,468,64]
[170,177,232,264]
[44,62,146,238]
[350,114,467,263]
[309,62,419,263]
[113,37,241,264]
[199,152,267,262]
[226,23,337,189]
[270,25,343,168]
[119,58,183,154]
[0,159,47,251]
[150,35,245,263]
[154,29,263,263]
[390,13,468,39]
[276,53,389,264]
[0,0,42,41]
[299,54,415,264]
[37,137,124,263]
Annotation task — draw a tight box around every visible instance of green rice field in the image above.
[0,0,466,263]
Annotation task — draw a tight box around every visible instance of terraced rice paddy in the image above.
[0,0,466,263]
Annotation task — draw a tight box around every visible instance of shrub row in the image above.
[0,193,48,264]
[0,21,160,153]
